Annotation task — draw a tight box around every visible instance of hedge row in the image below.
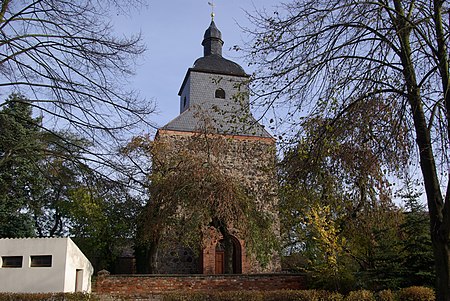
[161,287,435,301]
[0,287,435,301]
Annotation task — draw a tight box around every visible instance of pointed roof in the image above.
[190,20,246,77]
[202,20,223,57]
[204,21,222,43]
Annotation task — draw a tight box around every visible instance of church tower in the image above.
[162,20,270,138]
[154,20,280,274]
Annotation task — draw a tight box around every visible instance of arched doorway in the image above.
[214,236,242,274]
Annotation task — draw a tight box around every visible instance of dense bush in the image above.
[397,286,435,301]
[161,288,436,301]
[264,290,343,301]
[162,291,263,301]
[377,289,395,301]
[0,287,436,301]
[0,293,98,301]
[309,271,356,294]
[163,290,344,301]
[345,290,375,301]
[162,290,346,301]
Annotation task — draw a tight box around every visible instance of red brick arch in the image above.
[201,227,248,274]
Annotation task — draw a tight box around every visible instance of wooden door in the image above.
[215,251,224,274]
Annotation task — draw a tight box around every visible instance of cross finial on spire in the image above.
[208,1,215,21]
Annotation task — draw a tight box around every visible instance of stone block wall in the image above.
[93,274,307,296]
[154,245,199,274]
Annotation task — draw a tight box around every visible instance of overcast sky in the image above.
[116,0,280,134]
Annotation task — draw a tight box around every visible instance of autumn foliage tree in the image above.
[124,131,278,274]
[245,0,449,298]
[279,107,408,290]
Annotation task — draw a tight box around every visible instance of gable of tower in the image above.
[162,20,271,139]
[165,71,270,137]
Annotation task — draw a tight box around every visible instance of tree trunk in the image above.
[213,218,234,274]
[0,0,10,22]
[431,1,450,299]
[392,1,449,299]
[135,238,159,274]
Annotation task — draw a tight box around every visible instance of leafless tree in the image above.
[0,0,155,177]
[244,0,449,298]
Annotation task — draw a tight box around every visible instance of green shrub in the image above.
[345,290,376,301]
[217,291,264,301]
[261,291,288,301]
[263,290,311,301]
[309,270,357,293]
[397,286,435,301]
[296,290,344,301]
[0,293,98,301]
[321,291,345,301]
[377,290,396,301]
[162,292,207,301]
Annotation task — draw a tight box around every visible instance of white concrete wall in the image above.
[63,238,94,292]
[0,237,93,293]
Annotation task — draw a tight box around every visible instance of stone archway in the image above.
[214,236,242,274]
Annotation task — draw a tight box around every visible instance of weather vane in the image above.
[208,1,215,21]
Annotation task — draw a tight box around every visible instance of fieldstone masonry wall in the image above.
[154,245,199,274]
[155,130,281,274]
[156,130,279,217]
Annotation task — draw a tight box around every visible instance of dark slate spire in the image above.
[202,20,223,57]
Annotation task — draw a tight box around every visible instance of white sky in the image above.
[115,0,281,135]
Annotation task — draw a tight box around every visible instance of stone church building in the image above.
[152,19,280,274]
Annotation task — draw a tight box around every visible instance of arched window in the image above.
[215,88,225,99]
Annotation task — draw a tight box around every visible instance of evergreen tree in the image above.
[354,207,405,291]
[69,181,142,272]
[0,94,43,237]
[400,181,435,287]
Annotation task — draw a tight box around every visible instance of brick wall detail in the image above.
[93,274,306,295]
